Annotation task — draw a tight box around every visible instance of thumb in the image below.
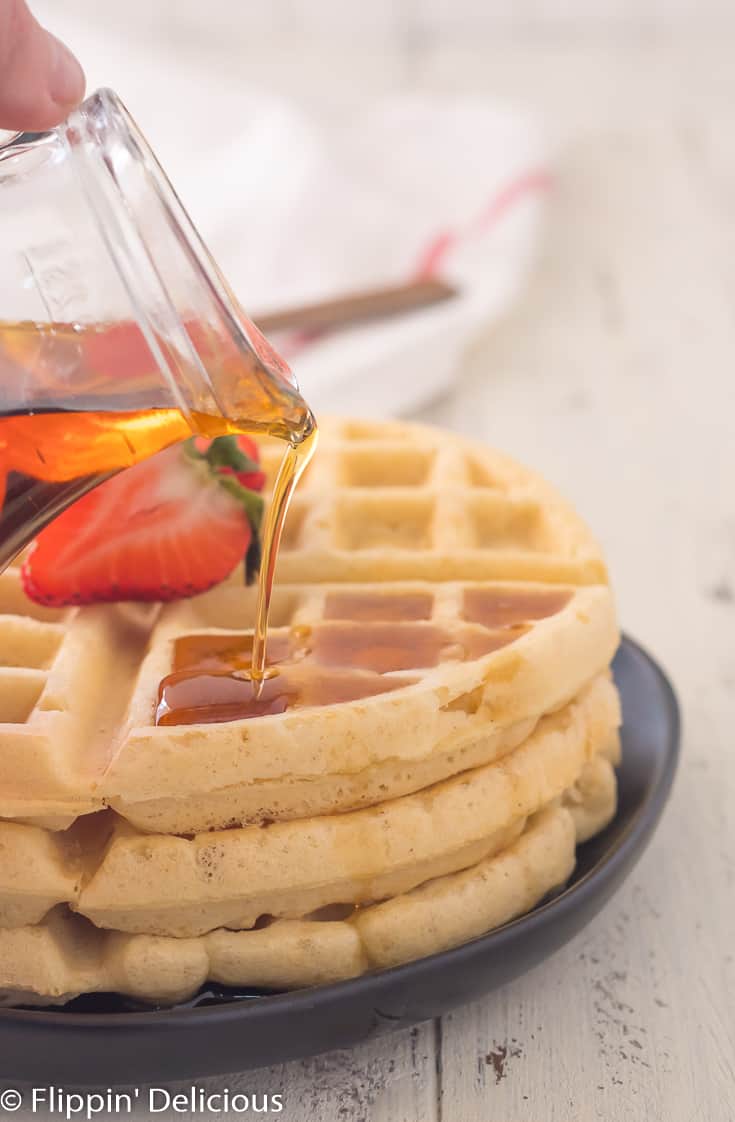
[0,0,85,132]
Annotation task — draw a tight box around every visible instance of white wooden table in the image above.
[8,31,735,1122]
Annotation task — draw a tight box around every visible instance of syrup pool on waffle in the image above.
[155,587,573,725]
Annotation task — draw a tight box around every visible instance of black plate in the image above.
[0,636,679,1086]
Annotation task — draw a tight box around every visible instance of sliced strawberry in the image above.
[21,436,264,607]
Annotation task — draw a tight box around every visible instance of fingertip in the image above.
[48,33,85,112]
[0,2,85,132]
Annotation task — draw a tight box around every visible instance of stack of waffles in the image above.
[0,419,620,1005]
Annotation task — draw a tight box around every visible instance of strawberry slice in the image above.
[21,436,264,607]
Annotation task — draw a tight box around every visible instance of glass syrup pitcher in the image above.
[0,88,315,573]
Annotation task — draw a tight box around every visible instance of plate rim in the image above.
[0,633,680,1032]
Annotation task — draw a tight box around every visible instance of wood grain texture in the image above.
[5,36,734,1122]
[104,1025,440,1121]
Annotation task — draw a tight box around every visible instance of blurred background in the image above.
[30,1,732,674]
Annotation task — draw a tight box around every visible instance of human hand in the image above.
[0,0,85,132]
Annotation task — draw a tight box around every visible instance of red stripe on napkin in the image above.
[414,167,552,279]
[279,167,551,359]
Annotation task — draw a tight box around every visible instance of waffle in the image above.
[1,417,617,835]
[256,417,608,585]
[0,415,622,1003]
[0,757,617,1006]
[0,675,620,937]
[0,567,157,828]
[106,577,617,834]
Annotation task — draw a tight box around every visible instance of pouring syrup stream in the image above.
[249,422,317,695]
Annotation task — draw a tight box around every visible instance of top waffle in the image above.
[0,418,617,833]
[258,417,608,585]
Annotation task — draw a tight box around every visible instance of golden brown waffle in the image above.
[0,567,160,827]
[0,759,617,1006]
[0,676,620,938]
[255,417,608,585]
[0,574,616,835]
[0,417,616,834]
[106,578,617,834]
[0,416,622,1003]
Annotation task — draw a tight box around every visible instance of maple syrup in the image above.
[172,632,294,672]
[249,429,316,695]
[154,610,536,726]
[308,621,520,673]
[0,317,318,687]
[0,407,197,566]
[155,585,579,726]
[462,587,572,628]
[323,591,434,621]
[156,665,416,726]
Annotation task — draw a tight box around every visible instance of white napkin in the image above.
[185,97,549,417]
[33,6,549,416]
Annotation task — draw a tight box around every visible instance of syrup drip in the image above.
[250,426,317,693]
